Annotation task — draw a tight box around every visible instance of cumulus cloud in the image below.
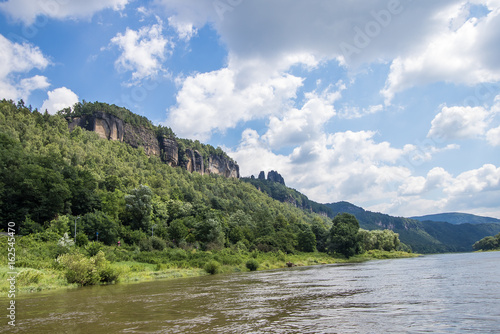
[41,87,79,114]
[0,0,130,25]
[229,128,413,204]
[262,86,341,149]
[382,1,500,104]
[486,126,500,146]
[167,63,304,140]
[109,17,171,83]
[0,34,50,101]
[428,106,491,140]
[399,167,452,195]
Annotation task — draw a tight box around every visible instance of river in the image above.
[2,251,500,333]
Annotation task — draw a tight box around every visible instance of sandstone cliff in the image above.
[67,111,239,178]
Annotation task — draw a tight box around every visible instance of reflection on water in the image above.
[2,252,500,333]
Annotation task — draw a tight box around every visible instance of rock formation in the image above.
[182,149,204,175]
[68,112,124,141]
[208,155,240,178]
[256,170,285,185]
[159,138,178,167]
[67,111,239,178]
[267,170,285,185]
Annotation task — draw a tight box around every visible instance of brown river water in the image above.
[2,251,499,333]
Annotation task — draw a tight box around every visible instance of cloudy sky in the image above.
[1,0,500,218]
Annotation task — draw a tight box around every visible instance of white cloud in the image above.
[0,0,130,25]
[262,86,341,149]
[428,106,491,140]
[41,87,79,115]
[382,1,500,104]
[338,104,384,119]
[230,128,413,204]
[0,34,50,101]
[399,167,453,195]
[167,16,197,41]
[445,163,500,195]
[167,63,304,141]
[486,125,500,146]
[109,18,171,83]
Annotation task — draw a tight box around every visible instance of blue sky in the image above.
[1,0,500,218]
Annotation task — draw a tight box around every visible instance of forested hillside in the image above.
[325,202,500,253]
[0,99,337,255]
[411,213,500,225]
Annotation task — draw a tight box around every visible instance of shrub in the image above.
[17,268,43,284]
[86,241,103,256]
[150,236,166,251]
[75,232,89,247]
[58,233,75,248]
[168,248,188,261]
[139,238,153,252]
[204,260,221,275]
[245,259,259,271]
[98,266,120,283]
[57,251,119,285]
[57,252,100,286]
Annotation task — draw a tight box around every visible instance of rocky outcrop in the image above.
[68,112,124,141]
[182,149,204,175]
[255,170,285,185]
[207,155,240,178]
[160,138,178,167]
[267,170,285,185]
[67,111,239,178]
[123,123,160,156]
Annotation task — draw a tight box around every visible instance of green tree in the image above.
[297,227,317,252]
[329,213,361,258]
[124,185,153,231]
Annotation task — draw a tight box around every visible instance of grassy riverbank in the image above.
[0,235,418,294]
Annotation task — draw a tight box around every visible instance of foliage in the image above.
[59,101,154,129]
[473,232,500,251]
[58,233,75,248]
[359,229,400,252]
[245,259,259,271]
[329,213,362,259]
[57,250,118,286]
[204,260,221,275]
[0,99,368,257]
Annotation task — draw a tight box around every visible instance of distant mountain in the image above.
[244,177,500,253]
[411,212,500,225]
[325,202,500,253]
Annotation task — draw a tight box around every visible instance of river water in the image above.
[3,251,500,333]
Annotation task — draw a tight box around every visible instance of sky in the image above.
[1,0,500,218]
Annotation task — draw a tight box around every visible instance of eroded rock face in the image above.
[68,112,124,141]
[267,170,285,185]
[68,112,240,178]
[160,138,178,167]
[182,149,204,175]
[123,123,160,156]
[208,155,240,178]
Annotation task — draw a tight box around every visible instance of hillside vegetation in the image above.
[0,99,412,292]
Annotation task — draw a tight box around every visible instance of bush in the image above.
[17,268,43,284]
[98,266,120,283]
[204,260,221,275]
[75,232,89,247]
[57,251,119,286]
[86,241,103,256]
[57,252,100,286]
[150,236,166,251]
[139,238,153,252]
[245,259,259,271]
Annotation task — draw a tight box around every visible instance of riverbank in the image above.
[0,246,418,295]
